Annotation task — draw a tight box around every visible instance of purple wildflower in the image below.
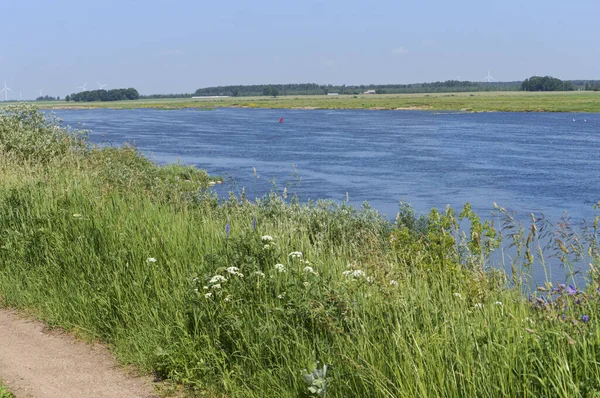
[582,315,590,323]
[567,285,577,296]
[225,218,231,237]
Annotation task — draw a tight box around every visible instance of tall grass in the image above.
[0,105,600,397]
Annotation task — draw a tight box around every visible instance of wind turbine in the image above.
[39,89,44,98]
[97,82,107,89]
[483,70,496,83]
[78,82,88,91]
[19,91,23,101]
[0,82,12,101]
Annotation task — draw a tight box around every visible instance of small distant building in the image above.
[363,90,376,95]
[327,93,340,96]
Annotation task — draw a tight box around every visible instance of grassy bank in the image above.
[26,91,600,112]
[1,105,600,397]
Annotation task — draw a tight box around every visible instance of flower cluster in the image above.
[288,251,303,259]
[275,263,287,273]
[262,235,275,250]
[226,266,244,278]
[530,282,593,325]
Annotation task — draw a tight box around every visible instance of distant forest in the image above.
[192,81,522,97]
[67,88,140,102]
[136,79,600,99]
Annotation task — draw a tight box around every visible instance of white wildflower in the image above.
[453,293,463,299]
[205,292,213,299]
[288,251,303,259]
[352,270,365,278]
[209,275,227,284]
[203,286,209,290]
[275,263,287,273]
[342,270,353,276]
[303,266,316,274]
[494,301,503,306]
[72,213,83,218]
[224,295,232,302]
[474,303,484,309]
[303,282,310,287]
[226,267,244,277]
[263,244,271,250]
[366,276,374,283]
[253,271,265,278]
[277,293,285,299]
[146,257,157,264]
[390,280,398,286]
[261,235,274,242]
[211,284,222,290]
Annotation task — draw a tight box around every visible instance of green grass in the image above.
[1,104,600,397]
[18,90,600,112]
[0,381,14,398]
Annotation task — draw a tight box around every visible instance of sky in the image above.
[0,0,599,98]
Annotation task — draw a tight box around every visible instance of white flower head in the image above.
[72,213,83,218]
[275,263,287,273]
[453,293,463,299]
[390,280,398,286]
[209,275,227,284]
[205,292,213,299]
[277,293,286,299]
[261,235,274,242]
[474,303,484,309]
[303,282,310,287]
[253,271,266,278]
[226,267,244,277]
[352,270,365,278]
[224,295,232,302]
[203,285,209,290]
[494,301,503,306]
[211,283,222,290]
[288,251,303,259]
[303,266,316,274]
[146,257,157,264]
[263,244,271,250]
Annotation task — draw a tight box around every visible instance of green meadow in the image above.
[27,90,600,112]
[1,105,600,397]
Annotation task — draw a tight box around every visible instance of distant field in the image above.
[16,91,600,112]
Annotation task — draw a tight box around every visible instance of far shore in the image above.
[8,90,600,113]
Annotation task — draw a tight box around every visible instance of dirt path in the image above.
[0,308,157,398]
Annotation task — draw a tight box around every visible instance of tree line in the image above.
[192,81,522,97]
[66,88,140,102]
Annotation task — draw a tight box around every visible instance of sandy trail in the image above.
[0,308,157,398]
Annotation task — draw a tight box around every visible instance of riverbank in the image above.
[20,90,600,113]
[1,104,600,397]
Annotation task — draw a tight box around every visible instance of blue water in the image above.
[53,108,600,220]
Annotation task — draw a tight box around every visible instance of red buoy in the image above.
[279,118,284,123]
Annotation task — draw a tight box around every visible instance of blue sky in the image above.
[0,0,598,98]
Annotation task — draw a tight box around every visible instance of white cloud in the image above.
[392,47,408,56]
